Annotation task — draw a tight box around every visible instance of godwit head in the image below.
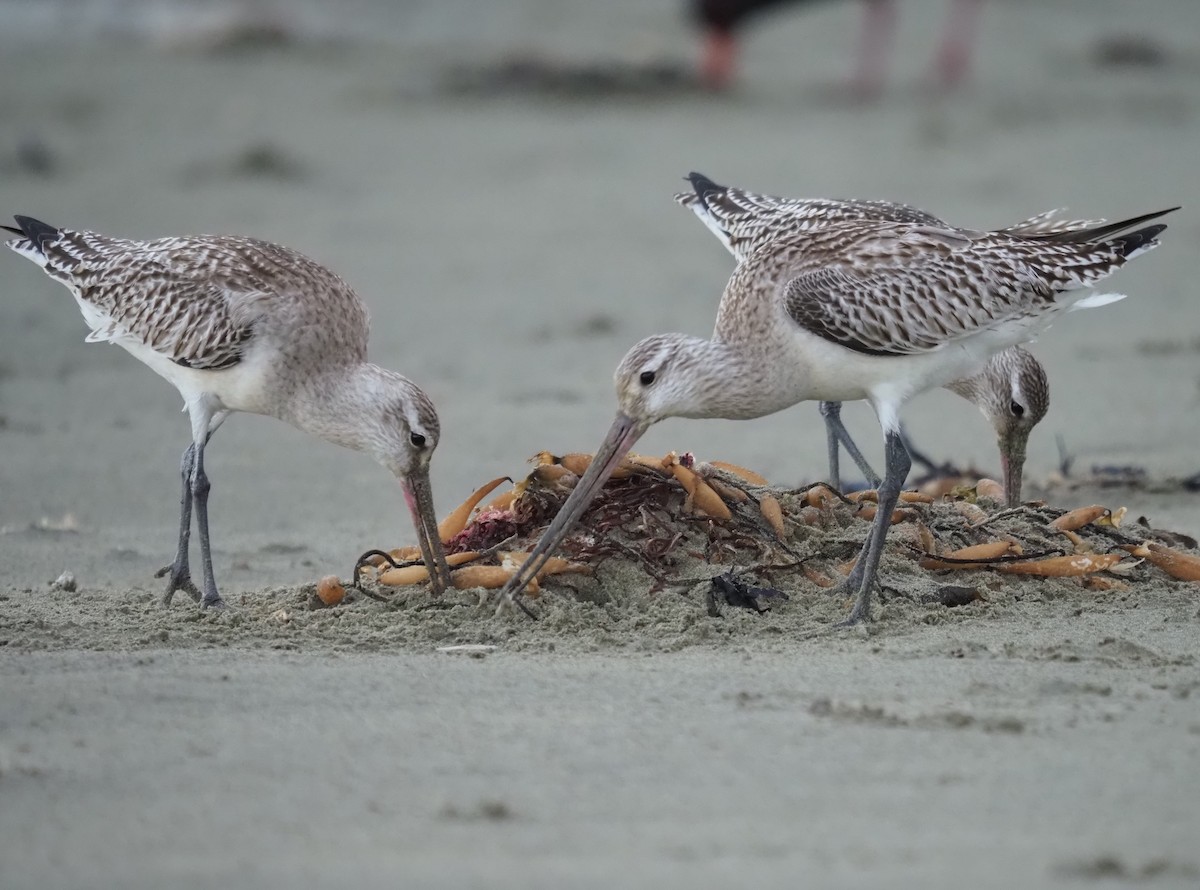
[947,345,1049,506]
[324,366,448,592]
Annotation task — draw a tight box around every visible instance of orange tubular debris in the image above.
[450,565,518,590]
[558,453,594,476]
[919,540,1018,570]
[667,462,732,520]
[438,477,510,543]
[707,460,770,486]
[378,551,481,587]
[623,453,669,473]
[707,478,750,503]
[1122,541,1200,582]
[1049,505,1109,532]
[995,552,1124,577]
[484,489,518,511]
[759,494,786,540]
[378,563,432,587]
[850,488,930,504]
[500,552,591,578]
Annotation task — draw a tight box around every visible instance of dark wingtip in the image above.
[686,171,725,213]
[1112,223,1168,257]
[12,215,60,252]
[0,224,21,237]
[1041,206,1181,244]
[687,171,723,194]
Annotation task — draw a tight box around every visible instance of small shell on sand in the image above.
[315,575,346,606]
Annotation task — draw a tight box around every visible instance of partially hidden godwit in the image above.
[502,202,1172,624]
[4,216,451,608]
[693,0,984,96]
[675,172,1094,504]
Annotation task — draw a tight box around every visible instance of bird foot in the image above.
[833,600,872,629]
[156,563,224,609]
[830,576,873,627]
[491,589,539,621]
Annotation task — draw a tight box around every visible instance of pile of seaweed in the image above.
[321,450,1200,623]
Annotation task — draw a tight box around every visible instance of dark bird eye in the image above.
[1010,401,1025,418]
[639,370,656,386]
[410,432,427,448]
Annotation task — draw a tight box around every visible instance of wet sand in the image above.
[2,0,1200,886]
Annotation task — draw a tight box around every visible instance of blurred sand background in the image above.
[1,0,1199,887]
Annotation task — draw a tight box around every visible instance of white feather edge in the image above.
[1070,291,1127,310]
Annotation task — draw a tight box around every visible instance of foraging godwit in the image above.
[677,172,1073,504]
[502,207,1170,624]
[693,0,984,96]
[4,216,451,608]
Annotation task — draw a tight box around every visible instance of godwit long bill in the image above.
[675,172,1103,503]
[4,216,452,608]
[502,207,1170,624]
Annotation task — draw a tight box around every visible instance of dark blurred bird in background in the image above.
[693,0,983,97]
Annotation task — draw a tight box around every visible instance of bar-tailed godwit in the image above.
[675,172,1084,503]
[4,216,451,608]
[502,203,1171,624]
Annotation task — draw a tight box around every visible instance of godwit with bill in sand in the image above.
[4,216,451,608]
[501,199,1173,625]
[675,171,1136,503]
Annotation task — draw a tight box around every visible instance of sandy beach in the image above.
[2,0,1199,886]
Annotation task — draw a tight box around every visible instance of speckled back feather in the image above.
[719,219,1167,356]
[5,218,369,372]
[675,172,1142,261]
[677,172,946,258]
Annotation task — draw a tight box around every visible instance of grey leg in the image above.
[819,401,844,491]
[839,429,911,625]
[190,438,225,609]
[157,443,202,606]
[819,401,882,490]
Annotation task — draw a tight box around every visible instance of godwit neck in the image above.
[286,362,440,479]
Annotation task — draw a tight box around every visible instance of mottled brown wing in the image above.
[61,240,262,371]
[779,229,1053,356]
